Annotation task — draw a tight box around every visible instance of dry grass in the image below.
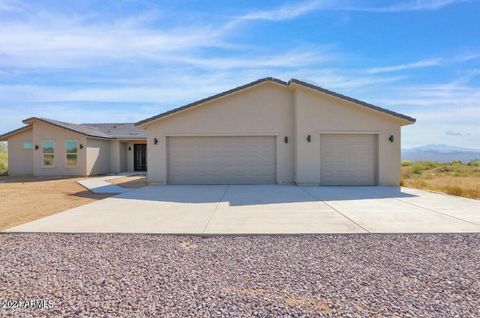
[401,161,480,199]
[109,175,148,188]
[0,177,111,230]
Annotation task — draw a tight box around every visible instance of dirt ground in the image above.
[109,176,148,188]
[0,177,111,230]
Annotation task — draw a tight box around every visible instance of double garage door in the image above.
[166,134,377,185]
[168,136,276,184]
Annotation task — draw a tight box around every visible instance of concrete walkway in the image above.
[6,185,480,234]
[77,173,141,194]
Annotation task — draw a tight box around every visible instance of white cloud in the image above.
[233,0,469,22]
[365,58,442,74]
[236,0,328,21]
[358,0,471,12]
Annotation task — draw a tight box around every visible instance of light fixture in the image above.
[307,135,311,143]
[79,144,84,149]
[128,146,131,151]
[35,145,39,150]
[154,138,158,145]
[389,135,394,143]
[284,136,288,143]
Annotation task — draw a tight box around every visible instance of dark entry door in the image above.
[134,144,147,171]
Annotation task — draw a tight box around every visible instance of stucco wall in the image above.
[32,121,88,176]
[293,86,402,185]
[144,82,406,186]
[119,142,128,172]
[7,128,34,176]
[110,140,121,173]
[86,138,111,175]
[145,83,295,184]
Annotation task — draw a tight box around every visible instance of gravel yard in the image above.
[1,234,479,317]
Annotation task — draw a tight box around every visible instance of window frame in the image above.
[64,139,79,168]
[42,140,55,168]
[22,141,33,150]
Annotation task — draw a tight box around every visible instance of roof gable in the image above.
[17,118,147,140]
[0,125,32,141]
[23,117,111,139]
[136,77,415,127]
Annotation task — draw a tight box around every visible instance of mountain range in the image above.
[402,144,480,163]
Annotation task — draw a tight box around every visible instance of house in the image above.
[1,77,415,185]
[0,118,147,176]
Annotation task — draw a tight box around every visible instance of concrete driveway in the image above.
[5,185,480,234]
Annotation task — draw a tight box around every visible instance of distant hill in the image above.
[402,144,480,163]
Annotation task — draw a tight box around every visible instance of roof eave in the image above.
[288,79,416,124]
[23,117,112,140]
[135,77,288,128]
[0,125,33,141]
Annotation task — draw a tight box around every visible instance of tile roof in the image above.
[82,123,147,139]
[19,117,146,140]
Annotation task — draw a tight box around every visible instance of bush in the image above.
[412,161,436,174]
[468,160,480,167]
[0,151,7,176]
[401,160,412,167]
[450,160,463,165]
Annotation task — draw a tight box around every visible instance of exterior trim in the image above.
[23,117,111,140]
[164,132,280,137]
[0,126,32,141]
[136,77,288,127]
[136,77,416,127]
[64,139,79,168]
[289,79,416,123]
[316,130,381,134]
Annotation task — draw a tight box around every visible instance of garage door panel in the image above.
[320,134,377,185]
[168,136,276,184]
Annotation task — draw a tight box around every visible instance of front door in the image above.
[134,144,147,172]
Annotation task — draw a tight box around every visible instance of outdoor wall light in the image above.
[307,135,311,143]
[79,144,84,149]
[35,145,39,150]
[154,138,158,145]
[128,146,131,151]
[389,135,394,143]
[284,136,288,143]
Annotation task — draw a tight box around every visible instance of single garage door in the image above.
[320,134,377,185]
[167,136,276,184]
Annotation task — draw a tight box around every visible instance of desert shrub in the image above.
[401,160,412,167]
[450,160,463,165]
[435,165,452,173]
[412,161,436,174]
[467,160,480,167]
[0,151,7,176]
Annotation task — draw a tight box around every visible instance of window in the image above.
[65,140,78,167]
[42,140,55,167]
[23,141,33,150]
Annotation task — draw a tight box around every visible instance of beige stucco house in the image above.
[1,77,415,185]
[0,118,147,177]
[137,78,415,186]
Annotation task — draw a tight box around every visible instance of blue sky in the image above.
[0,0,479,148]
